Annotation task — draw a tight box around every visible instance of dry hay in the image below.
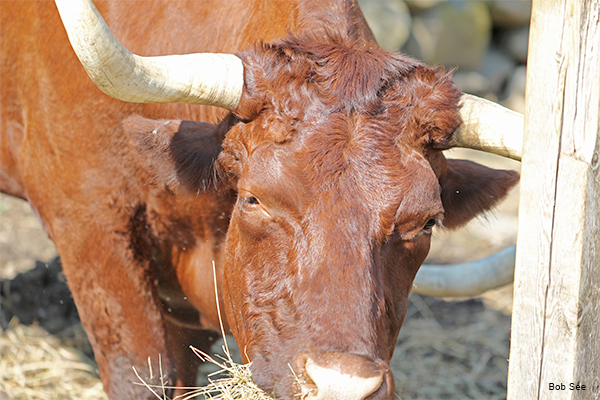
[0,319,107,400]
[0,318,274,400]
[187,348,275,400]
[134,264,278,400]
[392,294,511,400]
[134,345,276,400]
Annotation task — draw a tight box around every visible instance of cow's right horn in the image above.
[54,0,244,110]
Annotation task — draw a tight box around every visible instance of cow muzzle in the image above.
[295,352,391,400]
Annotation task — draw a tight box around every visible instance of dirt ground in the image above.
[0,149,520,400]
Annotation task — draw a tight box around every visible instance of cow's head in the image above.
[59,3,519,399]
[220,37,517,399]
[125,35,518,399]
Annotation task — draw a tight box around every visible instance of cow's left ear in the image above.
[439,159,519,229]
[124,115,226,193]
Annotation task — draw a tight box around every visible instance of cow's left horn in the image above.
[412,245,515,297]
[54,0,244,110]
[453,94,524,161]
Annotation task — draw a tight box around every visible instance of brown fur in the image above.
[1,1,518,399]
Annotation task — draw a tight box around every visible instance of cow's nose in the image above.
[299,352,386,400]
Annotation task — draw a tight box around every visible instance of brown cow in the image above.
[0,1,520,399]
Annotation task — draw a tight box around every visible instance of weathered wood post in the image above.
[507,0,599,399]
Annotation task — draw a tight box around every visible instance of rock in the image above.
[501,65,527,114]
[358,0,412,51]
[479,47,516,95]
[452,70,494,98]
[404,0,443,12]
[402,1,492,70]
[488,0,532,27]
[498,25,530,64]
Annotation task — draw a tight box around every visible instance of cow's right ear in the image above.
[123,115,226,193]
[439,158,519,229]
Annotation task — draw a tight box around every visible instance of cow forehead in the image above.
[235,112,444,228]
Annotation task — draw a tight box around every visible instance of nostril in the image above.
[300,354,385,400]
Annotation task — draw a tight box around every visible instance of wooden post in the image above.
[507,0,600,399]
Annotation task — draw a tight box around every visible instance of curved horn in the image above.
[412,245,515,297]
[54,0,244,110]
[453,94,524,161]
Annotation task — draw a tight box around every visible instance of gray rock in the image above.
[358,0,412,51]
[452,70,493,97]
[479,47,516,95]
[402,1,492,70]
[488,0,532,27]
[498,25,530,64]
[404,0,443,12]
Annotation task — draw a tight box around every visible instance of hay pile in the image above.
[0,319,273,400]
[135,346,276,400]
[185,346,275,400]
[392,294,511,400]
[0,320,106,400]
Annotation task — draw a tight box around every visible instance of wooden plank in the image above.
[507,0,600,399]
[574,159,600,397]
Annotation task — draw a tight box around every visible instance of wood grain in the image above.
[507,0,600,399]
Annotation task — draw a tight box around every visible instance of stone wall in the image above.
[359,0,531,113]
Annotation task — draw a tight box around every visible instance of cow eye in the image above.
[424,219,437,230]
[245,196,259,205]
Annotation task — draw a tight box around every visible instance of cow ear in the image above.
[124,115,225,193]
[440,159,519,229]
